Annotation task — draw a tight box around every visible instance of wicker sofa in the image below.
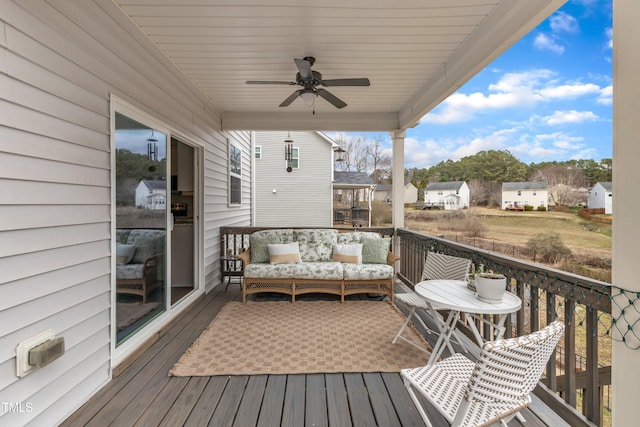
[115,229,165,303]
[236,229,399,303]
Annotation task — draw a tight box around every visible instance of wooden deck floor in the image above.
[63,284,568,427]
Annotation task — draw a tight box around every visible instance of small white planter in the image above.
[474,273,507,303]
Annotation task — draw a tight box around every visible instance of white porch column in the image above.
[391,129,406,229]
[612,2,640,425]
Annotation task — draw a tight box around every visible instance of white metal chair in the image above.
[401,321,565,427]
[393,252,472,354]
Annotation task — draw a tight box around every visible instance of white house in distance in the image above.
[423,181,470,210]
[588,182,613,214]
[135,180,167,210]
[253,131,336,226]
[501,181,549,210]
[374,180,418,205]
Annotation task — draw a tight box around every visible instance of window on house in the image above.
[517,190,522,196]
[229,142,242,206]
[533,191,537,195]
[287,147,300,169]
[255,146,262,159]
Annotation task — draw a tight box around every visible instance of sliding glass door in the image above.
[114,112,168,345]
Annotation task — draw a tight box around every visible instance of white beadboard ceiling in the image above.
[113,0,566,132]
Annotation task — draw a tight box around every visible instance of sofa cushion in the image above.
[331,243,363,264]
[116,229,132,244]
[342,264,394,280]
[126,230,165,264]
[268,242,302,264]
[244,263,295,279]
[362,237,391,264]
[116,263,145,280]
[293,262,344,280]
[116,243,136,265]
[337,231,382,245]
[294,229,338,262]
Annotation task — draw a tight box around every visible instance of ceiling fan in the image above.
[246,57,370,109]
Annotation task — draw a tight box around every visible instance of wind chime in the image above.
[284,132,294,172]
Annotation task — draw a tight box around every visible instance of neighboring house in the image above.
[374,180,418,205]
[424,181,470,210]
[253,131,336,226]
[588,182,613,214]
[501,182,549,210]
[135,180,167,210]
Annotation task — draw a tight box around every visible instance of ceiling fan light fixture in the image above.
[300,90,316,106]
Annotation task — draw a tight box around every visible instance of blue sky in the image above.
[351,0,613,170]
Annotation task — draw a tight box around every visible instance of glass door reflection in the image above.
[114,112,168,346]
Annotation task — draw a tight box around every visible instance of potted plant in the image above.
[474,272,507,303]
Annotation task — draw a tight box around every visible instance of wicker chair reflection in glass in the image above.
[401,321,564,427]
[392,251,472,355]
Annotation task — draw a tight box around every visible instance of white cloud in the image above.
[422,70,604,125]
[542,110,598,125]
[550,12,579,34]
[597,85,612,105]
[537,83,600,99]
[605,27,613,49]
[534,33,565,54]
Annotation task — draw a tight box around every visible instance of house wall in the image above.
[0,1,251,425]
[501,189,548,209]
[587,183,612,214]
[424,184,469,210]
[254,131,332,227]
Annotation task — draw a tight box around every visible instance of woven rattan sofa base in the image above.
[241,277,393,303]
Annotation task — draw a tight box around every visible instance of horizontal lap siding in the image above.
[255,131,333,227]
[0,1,251,425]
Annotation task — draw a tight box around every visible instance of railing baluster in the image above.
[585,306,601,424]
[564,298,577,407]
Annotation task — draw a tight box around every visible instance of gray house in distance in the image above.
[253,131,337,227]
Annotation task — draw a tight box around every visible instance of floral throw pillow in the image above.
[362,237,390,264]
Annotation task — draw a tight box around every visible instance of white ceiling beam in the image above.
[222,111,399,132]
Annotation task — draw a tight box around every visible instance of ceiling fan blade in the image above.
[317,89,347,109]
[279,90,302,107]
[321,77,370,87]
[246,80,296,85]
[294,58,313,81]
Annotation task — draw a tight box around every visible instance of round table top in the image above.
[415,279,522,315]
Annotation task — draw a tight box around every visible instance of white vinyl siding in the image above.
[0,2,251,425]
[254,131,333,227]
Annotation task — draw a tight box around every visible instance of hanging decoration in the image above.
[284,132,294,172]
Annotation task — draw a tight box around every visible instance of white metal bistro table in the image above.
[415,279,522,365]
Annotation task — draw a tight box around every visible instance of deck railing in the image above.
[219,226,610,426]
[396,228,610,426]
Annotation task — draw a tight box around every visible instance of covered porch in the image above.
[62,280,569,427]
[2,1,637,426]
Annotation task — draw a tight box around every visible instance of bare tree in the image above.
[367,135,392,183]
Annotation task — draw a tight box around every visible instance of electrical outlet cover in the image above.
[16,330,55,377]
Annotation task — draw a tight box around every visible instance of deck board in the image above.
[63,284,566,426]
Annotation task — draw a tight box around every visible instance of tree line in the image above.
[333,134,612,207]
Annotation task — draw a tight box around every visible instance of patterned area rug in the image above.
[169,300,431,376]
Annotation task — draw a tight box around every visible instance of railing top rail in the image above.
[396,228,611,312]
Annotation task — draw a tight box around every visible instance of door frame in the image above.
[110,95,204,368]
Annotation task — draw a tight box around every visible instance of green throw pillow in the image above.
[250,233,281,263]
[362,237,390,264]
